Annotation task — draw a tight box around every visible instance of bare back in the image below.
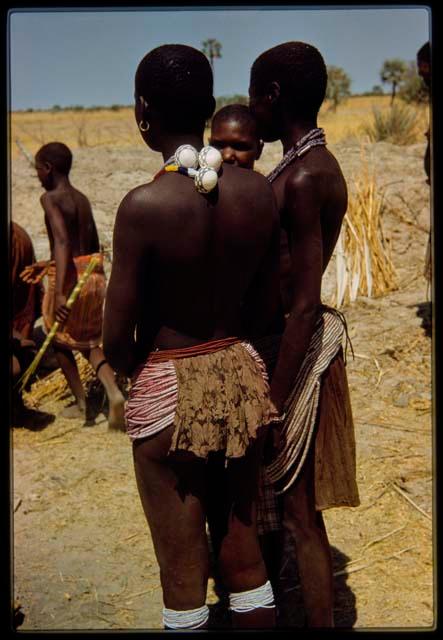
[104,163,280,367]
[44,184,100,259]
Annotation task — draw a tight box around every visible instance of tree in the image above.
[371,85,384,96]
[326,66,351,111]
[380,59,408,105]
[202,38,222,76]
[398,61,429,104]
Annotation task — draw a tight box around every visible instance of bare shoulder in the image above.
[116,182,164,227]
[40,190,54,207]
[285,147,346,197]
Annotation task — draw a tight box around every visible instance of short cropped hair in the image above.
[36,142,73,175]
[417,41,430,63]
[250,41,327,119]
[135,44,214,132]
[212,104,258,134]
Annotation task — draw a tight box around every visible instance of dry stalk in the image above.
[24,352,95,407]
[362,525,406,552]
[390,482,432,521]
[335,147,398,307]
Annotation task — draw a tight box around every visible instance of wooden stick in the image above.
[16,256,99,392]
[15,138,35,167]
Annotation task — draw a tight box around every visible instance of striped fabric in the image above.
[126,360,178,441]
[266,306,346,495]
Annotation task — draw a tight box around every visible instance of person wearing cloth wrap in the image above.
[31,142,125,428]
[11,221,54,428]
[103,44,282,630]
[208,103,283,591]
[249,41,360,627]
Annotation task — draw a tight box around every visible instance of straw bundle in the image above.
[23,353,96,408]
[335,156,397,307]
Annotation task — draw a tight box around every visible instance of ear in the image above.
[267,81,281,105]
[139,95,149,111]
[256,139,264,161]
[136,95,150,120]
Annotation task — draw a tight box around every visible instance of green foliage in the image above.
[380,59,408,104]
[371,85,384,96]
[201,38,222,73]
[326,66,351,111]
[361,102,420,146]
[214,94,248,112]
[399,61,429,104]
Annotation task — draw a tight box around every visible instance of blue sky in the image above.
[8,5,430,110]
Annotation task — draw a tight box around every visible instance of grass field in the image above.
[9,95,429,160]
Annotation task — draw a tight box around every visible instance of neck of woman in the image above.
[281,120,318,155]
[161,133,205,163]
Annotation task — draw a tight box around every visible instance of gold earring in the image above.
[139,120,150,132]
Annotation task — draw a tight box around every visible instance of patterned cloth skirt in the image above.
[41,253,106,350]
[125,337,279,460]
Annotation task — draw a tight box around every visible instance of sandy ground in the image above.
[10,138,434,630]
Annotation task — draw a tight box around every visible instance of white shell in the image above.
[174,144,199,169]
[195,167,218,193]
[198,145,223,171]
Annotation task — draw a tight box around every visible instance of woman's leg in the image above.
[133,425,210,629]
[217,436,276,629]
[282,444,334,627]
[53,344,86,417]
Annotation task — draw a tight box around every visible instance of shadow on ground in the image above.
[412,301,432,338]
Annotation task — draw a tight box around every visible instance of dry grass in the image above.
[10,108,144,158]
[23,352,95,408]
[335,147,398,307]
[10,96,429,160]
[319,95,428,145]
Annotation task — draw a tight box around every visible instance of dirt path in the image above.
[11,140,434,630]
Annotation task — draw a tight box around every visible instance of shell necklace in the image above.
[154,144,223,194]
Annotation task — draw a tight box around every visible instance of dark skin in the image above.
[249,78,348,627]
[208,112,283,591]
[36,156,124,427]
[209,117,263,169]
[103,92,280,629]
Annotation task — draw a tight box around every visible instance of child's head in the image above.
[135,44,215,148]
[249,41,327,141]
[209,104,263,169]
[35,142,72,189]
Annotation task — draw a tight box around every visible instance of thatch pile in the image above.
[335,154,398,307]
[23,353,96,408]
